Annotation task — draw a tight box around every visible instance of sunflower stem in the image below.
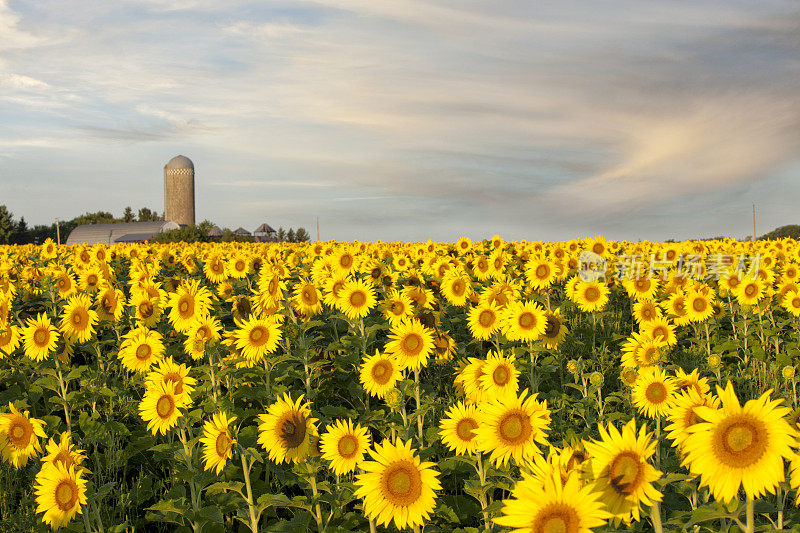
[178,426,202,533]
[650,501,663,533]
[239,450,260,533]
[414,369,424,446]
[208,349,219,403]
[475,453,490,531]
[655,415,661,468]
[746,495,754,533]
[81,504,94,533]
[704,321,711,357]
[52,351,72,432]
[308,474,324,533]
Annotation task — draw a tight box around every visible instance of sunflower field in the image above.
[3,236,800,532]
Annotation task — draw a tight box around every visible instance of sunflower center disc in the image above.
[11,424,24,440]
[72,312,83,325]
[337,435,358,458]
[350,292,366,307]
[54,450,74,469]
[216,433,230,456]
[303,288,316,304]
[87,275,98,285]
[403,334,421,354]
[609,452,642,495]
[645,382,667,403]
[456,419,477,441]
[280,414,307,449]
[55,480,78,511]
[452,280,465,295]
[371,361,390,384]
[136,344,152,360]
[383,461,422,506]
[179,301,190,314]
[140,303,154,318]
[535,265,548,278]
[499,413,530,444]
[479,310,495,327]
[745,285,757,297]
[693,299,706,312]
[585,288,599,302]
[544,317,560,338]
[793,297,800,308]
[250,327,265,343]
[156,395,174,418]
[34,329,48,344]
[493,366,510,386]
[518,312,535,329]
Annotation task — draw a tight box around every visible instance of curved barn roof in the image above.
[66,221,180,245]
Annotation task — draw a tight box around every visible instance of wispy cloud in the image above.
[1,0,798,240]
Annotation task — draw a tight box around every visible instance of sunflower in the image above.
[0,323,20,357]
[494,468,608,533]
[257,394,318,464]
[228,254,250,279]
[77,266,104,293]
[525,258,558,290]
[439,401,481,456]
[455,357,489,405]
[166,279,213,333]
[338,278,377,320]
[468,301,501,341]
[322,274,349,309]
[455,237,472,255]
[139,381,187,436]
[625,276,659,301]
[685,290,714,323]
[782,289,800,317]
[440,271,472,306]
[502,300,547,342]
[34,462,88,530]
[293,278,323,317]
[22,313,59,362]
[130,292,163,327]
[118,327,165,374]
[383,289,414,325]
[584,420,662,525]
[573,280,610,313]
[0,403,47,468]
[203,254,228,283]
[681,382,797,502]
[674,368,710,396]
[632,300,662,324]
[632,366,676,420]
[146,357,196,403]
[360,351,401,398]
[200,412,237,474]
[354,439,441,531]
[95,286,125,322]
[733,276,765,307]
[385,319,435,371]
[480,351,519,401]
[320,419,372,475]
[52,269,76,300]
[665,388,719,451]
[541,308,568,349]
[41,431,86,473]
[233,316,282,363]
[641,318,677,347]
[432,330,456,362]
[58,294,98,344]
[475,389,551,467]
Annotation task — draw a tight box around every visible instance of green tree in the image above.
[137,207,161,222]
[287,228,296,242]
[295,227,310,242]
[277,227,286,242]
[123,206,135,222]
[0,205,14,244]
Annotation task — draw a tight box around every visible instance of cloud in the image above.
[1,0,798,241]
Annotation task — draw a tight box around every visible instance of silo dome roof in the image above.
[165,155,194,169]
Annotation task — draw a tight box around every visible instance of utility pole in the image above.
[316,217,320,241]
[56,218,60,245]
[752,204,756,242]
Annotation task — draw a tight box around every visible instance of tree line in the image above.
[0,205,310,245]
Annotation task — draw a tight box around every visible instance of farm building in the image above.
[66,221,180,245]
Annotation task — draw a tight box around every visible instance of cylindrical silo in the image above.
[164,155,195,226]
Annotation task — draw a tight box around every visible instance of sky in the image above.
[1,0,799,242]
